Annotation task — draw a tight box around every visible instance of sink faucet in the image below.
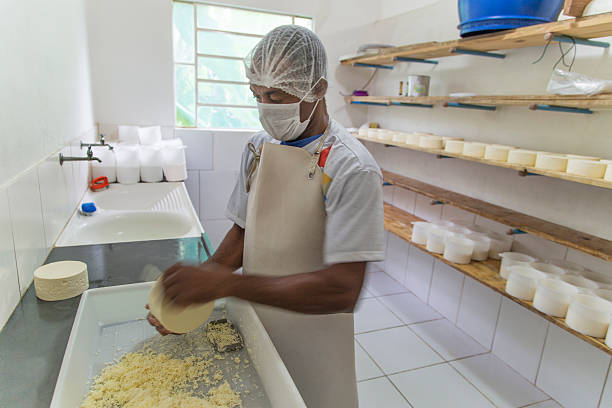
[81,134,114,150]
[59,146,102,166]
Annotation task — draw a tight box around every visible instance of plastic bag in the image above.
[547,69,612,96]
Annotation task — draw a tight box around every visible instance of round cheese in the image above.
[507,149,537,166]
[392,131,408,144]
[148,277,214,334]
[367,128,380,139]
[463,142,487,158]
[535,153,568,172]
[566,159,606,178]
[602,160,612,182]
[484,145,514,162]
[442,137,463,148]
[419,135,443,149]
[377,129,393,141]
[444,140,464,154]
[565,154,600,161]
[34,261,89,301]
[405,133,421,146]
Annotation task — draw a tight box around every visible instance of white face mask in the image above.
[256,78,323,142]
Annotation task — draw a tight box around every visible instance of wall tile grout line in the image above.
[533,322,551,386]
[446,356,501,408]
[597,359,612,408]
[454,274,467,324]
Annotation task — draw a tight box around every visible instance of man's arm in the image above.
[206,223,245,270]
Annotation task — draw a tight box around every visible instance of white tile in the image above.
[390,363,495,408]
[404,245,435,302]
[357,326,443,374]
[357,377,411,408]
[599,370,612,408]
[213,131,251,171]
[384,234,409,284]
[451,354,549,408]
[364,271,409,297]
[526,401,563,408]
[202,219,233,250]
[175,128,213,171]
[392,188,416,213]
[383,184,394,204]
[70,139,89,203]
[512,234,567,261]
[428,261,465,323]
[492,298,549,383]
[354,297,403,334]
[0,188,19,331]
[378,293,441,325]
[537,325,610,408]
[38,151,73,250]
[457,278,502,349]
[199,170,238,220]
[566,248,612,276]
[366,262,383,274]
[8,168,47,294]
[441,205,476,224]
[414,193,442,222]
[359,286,373,299]
[184,170,200,217]
[355,341,383,381]
[411,319,486,361]
[474,215,511,235]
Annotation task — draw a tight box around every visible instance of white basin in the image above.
[57,182,203,247]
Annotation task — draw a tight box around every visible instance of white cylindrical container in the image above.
[443,235,474,264]
[411,222,431,245]
[545,259,586,274]
[466,233,491,261]
[579,269,612,287]
[367,128,380,139]
[358,127,368,137]
[487,232,514,260]
[91,147,117,183]
[419,135,443,149]
[529,262,566,277]
[139,145,164,183]
[507,149,537,166]
[566,294,612,338]
[406,75,430,96]
[378,129,393,142]
[447,226,471,235]
[535,153,568,172]
[560,274,600,291]
[115,145,140,184]
[505,265,547,300]
[499,252,537,279]
[603,161,612,182]
[117,125,140,144]
[405,133,421,146]
[462,142,487,158]
[138,126,162,145]
[442,137,463,148]
[565,154,600,161]
[426,227,453,254]
[567,159,606,178]
[606,317,612,347]
[162,139,187,182]
[467,224,491,235]
[444,140,465,154]
[392,131,408,144]
[484,145,514,162]
[533,278,579,317]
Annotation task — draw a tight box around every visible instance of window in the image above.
[173,1,313,129]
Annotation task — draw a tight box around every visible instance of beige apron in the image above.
[243,127,358,408]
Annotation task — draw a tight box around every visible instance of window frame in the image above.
[173,0,315,129]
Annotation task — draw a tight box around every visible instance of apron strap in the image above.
[245,143,261,193]
[307,121,331,180]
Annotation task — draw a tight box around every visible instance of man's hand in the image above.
[161,262,236,306]
[145,304,178,336]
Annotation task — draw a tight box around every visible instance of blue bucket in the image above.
[458,0,564,37]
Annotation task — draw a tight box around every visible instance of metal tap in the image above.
[59,146,102,166]
[81,134,114,150]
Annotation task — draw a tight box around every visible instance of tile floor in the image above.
[355,265,561,408]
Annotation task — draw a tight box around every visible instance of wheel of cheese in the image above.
[147,277,214,334]
[602,160,612,182]
[442,137,463,148]
[376,129,392,141]
[535,153,568,172]
[34,261,89,301]
[392,131,408,144]
[565,154,600,161]
[419,135,443,149]
[566,159,606,178]
[444,140,464,154]
[366,128,380,139]
[507,149,537,166]
[484,145,514,162]
[463,142,487,158]
[405,133,421,146]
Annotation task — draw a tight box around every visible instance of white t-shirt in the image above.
[226,119,385,265]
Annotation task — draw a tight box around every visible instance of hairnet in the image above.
[244,25,328,102]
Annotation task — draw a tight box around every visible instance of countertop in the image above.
[0,237,211,408]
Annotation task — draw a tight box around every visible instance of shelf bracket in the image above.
[383,181,393,186]
[508,228,527,235]
[430,200,444,206]
[394,56,439,65]
[549,34,610,49]
[450,47,506,59]
[529,104,593,115]
[518,169,542,177]
[391,101,434,108]
[436,154,452,159]
[353,62,394,70]
[351,101,390,106]
[443,102,497,111]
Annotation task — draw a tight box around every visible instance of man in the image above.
[148,25,384,407]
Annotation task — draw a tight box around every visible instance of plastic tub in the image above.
[533,278,580,317]
[419,135,443,149]
[392,132,408,144]
[565,154,600,161]
[487,233,513,260]
[603,160,612,181]
[447,226,472,235]
[566,294,612,337]
[426,227,454,254]
[91,148,117,183]
[377,129,393,142]
[560,274,600,291]
[606,317,612,348]
[118,125,140,144]
[529,262,566,277]
[445,140,465,154]
[115,145,140,184]
[544,259,586,274]
[139,145,164,183]
[579,270,612,287]
[499,252,537,279]
[566,159,606,179]
[443,235,474,264]
[405,133,421,146]
[358,127,368,137]
[411,221,431,245]
[466,224,491,235]
[507,149,537,166]
[505,265,547,300]
[466,233,491,261]
[535,153,568,172]
[162,139,187,182]
[367,128,380,139]
[138,126,162,145]
[484,145,513,162]
[442,137,463,148]
[462,142,487,158]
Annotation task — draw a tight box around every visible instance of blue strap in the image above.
[281,133,323,148]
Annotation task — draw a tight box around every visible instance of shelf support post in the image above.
[529,104,593,115]
[450,47,506,59]
[394,56,439,65]
[443,102,497,111]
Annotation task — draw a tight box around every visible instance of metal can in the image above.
[406,75,430,96]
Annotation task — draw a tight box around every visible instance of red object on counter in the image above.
[90,176,110,191]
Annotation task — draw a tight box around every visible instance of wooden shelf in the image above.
[383,202,612,355]
[381,170,612,262]
[355,134,612,190]
[348,95,612,110]
[340,13,612,66]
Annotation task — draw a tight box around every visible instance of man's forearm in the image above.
[207,223,245,270]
